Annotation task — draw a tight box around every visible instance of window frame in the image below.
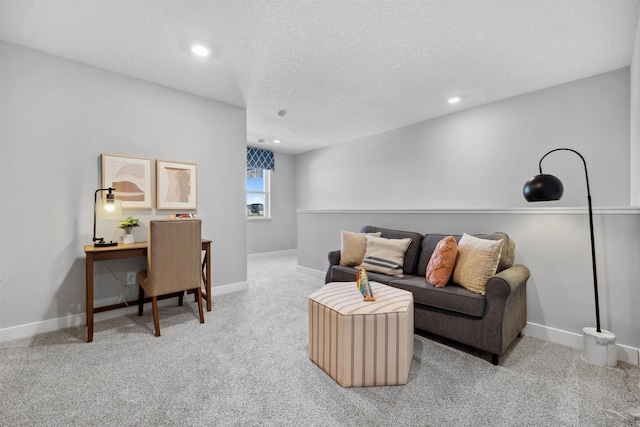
[246,168,271,220]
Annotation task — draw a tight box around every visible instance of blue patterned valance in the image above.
[247,147,275,171]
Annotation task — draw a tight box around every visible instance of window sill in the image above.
[247,217,272,222]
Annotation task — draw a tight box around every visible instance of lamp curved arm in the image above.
[538,148,600,332]
[538,148,591,200]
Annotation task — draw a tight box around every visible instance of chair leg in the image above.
[138,286,144,316]
[196,288,204,324]
[179,291,184,306]
[152,296,160,337]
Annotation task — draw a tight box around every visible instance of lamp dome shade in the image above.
[523,174,564,202]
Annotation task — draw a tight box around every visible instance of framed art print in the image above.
[101,153,152,209]
[156,160,198,210]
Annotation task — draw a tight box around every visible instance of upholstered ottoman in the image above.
[308,281,414,387]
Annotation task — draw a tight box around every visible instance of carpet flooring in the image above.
[1,252,639,426]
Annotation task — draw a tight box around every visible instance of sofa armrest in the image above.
[484,264,530,354]
[485,264,530,301]
[326,250,341,283]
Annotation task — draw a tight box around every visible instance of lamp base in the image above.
[94,241,118,247]
[582,327,616,367]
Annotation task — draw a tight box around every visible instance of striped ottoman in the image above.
[308,281,414,387]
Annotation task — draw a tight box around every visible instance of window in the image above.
[246,167,270,218]
[246,147,274,218]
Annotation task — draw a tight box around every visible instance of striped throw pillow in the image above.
[360,235,412,277]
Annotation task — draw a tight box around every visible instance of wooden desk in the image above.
[84,239,212,342]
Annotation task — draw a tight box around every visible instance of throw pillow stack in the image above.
[339,229,504,295]
[426,233,504,295]
[339,230,412,277]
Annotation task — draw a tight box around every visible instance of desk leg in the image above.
[85,253,95,343]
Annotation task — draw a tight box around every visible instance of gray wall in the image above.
[247,151,297,254]
[295,68,640,360]
[0,42,248,338]
[296,68,630,210]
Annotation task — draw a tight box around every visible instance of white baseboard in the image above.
[247,249,297,260]
[208,281,249,296]
[296,265,325,278]
[523,322,640,366]
[0,281,249,343]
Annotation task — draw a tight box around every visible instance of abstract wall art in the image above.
[156,160,198,210]
[101,153,152,209]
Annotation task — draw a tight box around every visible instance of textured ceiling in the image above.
[1,0,638,154]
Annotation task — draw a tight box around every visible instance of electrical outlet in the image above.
[126,272,136,285]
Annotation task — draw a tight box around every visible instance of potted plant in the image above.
[119,216,140,244]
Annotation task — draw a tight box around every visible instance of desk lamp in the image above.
[522,148,616,366]
[93,187,122,247]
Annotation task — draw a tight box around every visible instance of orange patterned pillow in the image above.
[426,236,458,287]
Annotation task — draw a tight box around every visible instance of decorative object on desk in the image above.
[101,153,152,209]
[169,213,197,219]
[93,187,122,247]
[156,160,198,210]
[356,266,375,302]
[523,147,616,367]
[119,216,140,244]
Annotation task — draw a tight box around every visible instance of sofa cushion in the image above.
[339,230,381,266]
[330,265,413,285]
[361,235,412,277]
[452,233,504,295]
[389,276,486,318]
[360,226,424,275]
[426,236,457,287]
[418,232,515,277]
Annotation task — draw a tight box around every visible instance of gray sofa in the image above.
[325,226,530,365]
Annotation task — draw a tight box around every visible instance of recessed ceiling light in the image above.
[448,96,461,104]
[257,139,266,144]
[191,44,210,57]
[273,139,281,144]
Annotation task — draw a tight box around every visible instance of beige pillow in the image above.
[339,230,381,266]
[360,235,412,277]
[453,233,504,295]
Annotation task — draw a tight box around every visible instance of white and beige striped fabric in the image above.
[308,281,414,387]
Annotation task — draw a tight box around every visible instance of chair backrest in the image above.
[147,219,201,297]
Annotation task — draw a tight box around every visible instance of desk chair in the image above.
[137,219,204,336]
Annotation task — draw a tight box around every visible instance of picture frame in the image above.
[101,153,153,209]
[156,160,198,210]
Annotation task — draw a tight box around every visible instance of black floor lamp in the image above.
[522,148,616,366]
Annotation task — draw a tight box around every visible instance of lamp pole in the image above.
[537,148,600,333]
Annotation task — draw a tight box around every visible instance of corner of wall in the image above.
[629,7,640,205]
